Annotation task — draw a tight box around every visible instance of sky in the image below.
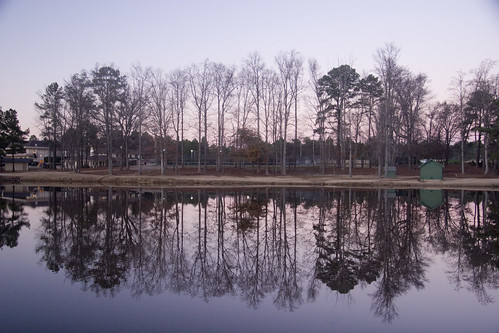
[0,0,498,138]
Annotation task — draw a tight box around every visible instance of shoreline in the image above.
[2,170,499,190]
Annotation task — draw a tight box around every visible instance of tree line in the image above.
[33,43,499,175]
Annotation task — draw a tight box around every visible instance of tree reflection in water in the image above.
[0,186,30,249]
[31,187,499,322]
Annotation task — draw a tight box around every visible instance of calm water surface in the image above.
[1,186,498,332]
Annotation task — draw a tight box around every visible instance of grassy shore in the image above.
[2,167,499,190]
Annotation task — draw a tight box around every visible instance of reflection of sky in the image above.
[1,191,498,332]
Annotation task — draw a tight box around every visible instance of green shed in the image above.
[384,166,397,178]
[420,159,443,180]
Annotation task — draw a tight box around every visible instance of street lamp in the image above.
[190,149,194,164]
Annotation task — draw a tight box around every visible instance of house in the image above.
[24,140,51,165]
[420,159,443,180]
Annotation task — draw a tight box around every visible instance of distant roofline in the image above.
[25,140,51,148]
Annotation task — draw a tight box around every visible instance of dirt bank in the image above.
[2,169,499,190]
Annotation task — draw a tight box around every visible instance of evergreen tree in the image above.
[0,108,29,172]
[35,82,64,170]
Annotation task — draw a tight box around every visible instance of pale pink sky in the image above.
[0,0,498,137]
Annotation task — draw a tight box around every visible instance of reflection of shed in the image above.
[386,189,396,198]
[420,190,443,210]
[420,159,443,180]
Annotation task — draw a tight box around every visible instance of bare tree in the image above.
[422,104,440,143]
[261,68,281,174]
[212,63,237,173]
[275,50,303,175]
[169,68,189,174]
[435,102,461,164]
[244,52,265,138]
[149,68,170,175]
[188,60,213,173]
[115,84,145,171]
[450,70,469,174]
[374,43,402,177]
[394,69,429,169]
[129,64,151,175]
[232,71,254,168]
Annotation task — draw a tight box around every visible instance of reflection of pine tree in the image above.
[371,189,428,323]
[309,189,327,301]
[36,188,138,296]
[315,190,363,294]
[37,189,65,272]
[0,192,30,249]
[86,189,130,296]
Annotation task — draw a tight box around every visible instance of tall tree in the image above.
[0,108,28,172]
[468,59,497,174]
[358,74,383,167]
[168,68,189,174]
[244,52,265,139]
[64,71,94,172]
[116,85,140,170]
[148,68,170,175]
[466,89,494,172]
[212,63,236,173]
[129,64,151,175]
[375,43,402,177]
[318,64,360,171]
[450,70,469,174]
[275,50,302,175]
[308,58,327,173]
[35,82,64,170]
[188,60,213,173]
[292,54,304,169]
[232,71,254,168]
[394,69,429,169]
[434,102,461,165]
[259,68,280,174]
[92,66,127,175]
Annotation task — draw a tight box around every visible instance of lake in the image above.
[1,186,498,332]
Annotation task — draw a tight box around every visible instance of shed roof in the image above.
[420,159,443,168]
